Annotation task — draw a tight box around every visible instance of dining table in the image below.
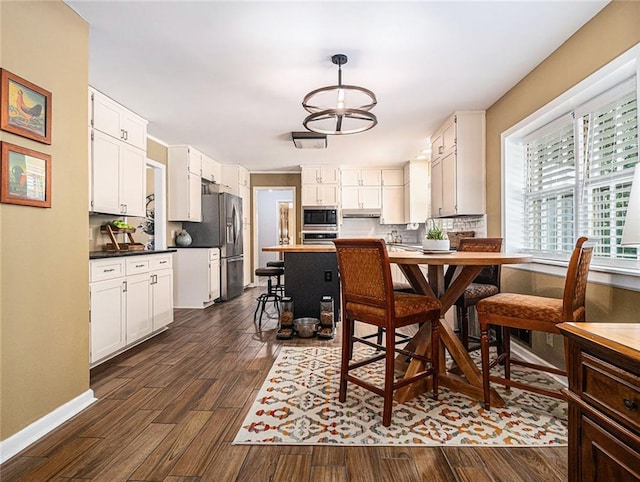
[387,250,532,407]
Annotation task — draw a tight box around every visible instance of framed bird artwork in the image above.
[0,141,51,208]
[0,69,52,144]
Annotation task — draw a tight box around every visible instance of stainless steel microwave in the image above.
[302,207,339,231]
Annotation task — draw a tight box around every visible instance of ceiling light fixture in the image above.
[302,54,377,135]
[291,131,327,149]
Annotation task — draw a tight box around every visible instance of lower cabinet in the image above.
[89,253,174,366]
[174,248,221,308]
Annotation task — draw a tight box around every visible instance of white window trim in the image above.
[501,42,640,292]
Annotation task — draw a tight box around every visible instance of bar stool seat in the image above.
[254,267,285,327]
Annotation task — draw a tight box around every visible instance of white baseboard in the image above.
[511,342,568,387]
[0,389,96,464]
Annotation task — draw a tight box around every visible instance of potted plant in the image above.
[423,220,450,251]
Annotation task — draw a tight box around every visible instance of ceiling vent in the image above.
[292,131,327,149]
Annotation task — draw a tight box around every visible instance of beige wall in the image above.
[1,2,89,440]
[486,1,640,363]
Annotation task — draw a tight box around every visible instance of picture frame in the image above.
[0,142,51,208]
[0,69,52,144]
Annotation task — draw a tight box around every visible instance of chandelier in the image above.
[302,54,377,135]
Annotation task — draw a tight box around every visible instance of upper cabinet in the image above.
[430,111,485,218]
[221,164,250,196]
[403,161,429,224]
[380,169,404,224]
[301,165,340,206]
[201,154,221,184]
[168,145,203,222]
[89,88,147,217]
[90,88,147,151]
[341,168,381,187]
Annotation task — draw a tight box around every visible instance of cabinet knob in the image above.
[623,398,636,410]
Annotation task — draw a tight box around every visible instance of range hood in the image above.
[342,209,381,218]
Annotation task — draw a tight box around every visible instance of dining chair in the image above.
[476,236,593,409]
[333,238,442,427]
[444,237,503,351]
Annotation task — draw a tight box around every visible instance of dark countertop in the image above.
[89,249,177,260]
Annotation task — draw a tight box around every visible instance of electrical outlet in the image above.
[324,270,332,282]
[88,228,93,240]
[171,230,176,240]
[545,333,554,347]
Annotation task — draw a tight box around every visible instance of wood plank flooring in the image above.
[0,288,567,481]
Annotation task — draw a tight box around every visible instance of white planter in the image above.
[422,238,450,251]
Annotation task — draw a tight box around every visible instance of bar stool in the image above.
[266,260,285,297]
[254,266,284,327]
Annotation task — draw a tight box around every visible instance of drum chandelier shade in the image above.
[302,54,377,135]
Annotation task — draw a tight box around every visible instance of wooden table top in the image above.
[262,244,335,253]
[559,322,640,360]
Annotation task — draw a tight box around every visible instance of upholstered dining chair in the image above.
[444,237,503,351]
[333,238,442,427]
[476,236,593,409]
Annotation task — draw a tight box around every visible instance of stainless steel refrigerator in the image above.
[184,192,244,300]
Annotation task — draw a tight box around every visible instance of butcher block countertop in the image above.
[262,244,336,253]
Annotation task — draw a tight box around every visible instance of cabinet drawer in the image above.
[126,257,151,275]
[150,254,173,270]
[582,353,640,432]
[90,259,126,282]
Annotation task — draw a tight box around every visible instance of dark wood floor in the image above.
[1,288,567,481]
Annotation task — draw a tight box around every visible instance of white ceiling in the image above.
[66,1,608,172]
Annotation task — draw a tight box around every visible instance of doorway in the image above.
[253,187,296,286]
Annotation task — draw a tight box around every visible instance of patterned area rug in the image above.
[233,346,568,446]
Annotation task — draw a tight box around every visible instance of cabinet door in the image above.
[239,166,250,187]
[201,155,220,183]
[152,269,174,330]
[301,167,320,184]
[243,223,252,286]
[91,130,121,214]
[318,185,339,205]
[431,159,443,218]
[90,279,126,363]
[341,169,361,186]
[188,172,202,221]
[320,166,339,184]
[442,117,457,153]
[360,169,382,186]
[341,186,360,209]
[122,111,147,150]
[239,185,250,225]
[125,273,152,342]
[120,145,146,217]
[209,259,221,301]
[440,150,457,216]
[302,186,319,206]
[360,186,381,209]
[382,169,404,186]
[92,91,122,140]
[381,186,404,224]
[188,147,202,175]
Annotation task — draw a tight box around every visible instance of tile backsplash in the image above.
[339,215,487,245]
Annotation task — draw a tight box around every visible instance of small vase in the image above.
[175,230,192,247]
[422,238,450,251]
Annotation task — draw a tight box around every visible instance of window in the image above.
[503,44,640,283]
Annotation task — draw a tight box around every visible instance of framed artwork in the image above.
[0,142,51,208]
[0,69,52,144]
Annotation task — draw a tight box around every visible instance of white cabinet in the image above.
[168,145,203,222]
[380,169,405,224]
[403,161,429,224]
[301,165,340,206]
[301,165,340,185]
[341,186,381,210]
[201,154,222,184]
[90,88,147,151]
[302,184,340,206]
[90,130,146,217]
[89,253,174,366]
[221,164,250,196]
[174,248,221,308]
[341,168,381,186]
[89,87,147,217]
[430,111,485,217]
[90,276,126,363]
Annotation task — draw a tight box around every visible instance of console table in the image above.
[559,322,640,482]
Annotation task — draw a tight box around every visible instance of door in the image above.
[222,194,243,258]
[90,279,126,363]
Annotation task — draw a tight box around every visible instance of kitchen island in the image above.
[262,245,340,321]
